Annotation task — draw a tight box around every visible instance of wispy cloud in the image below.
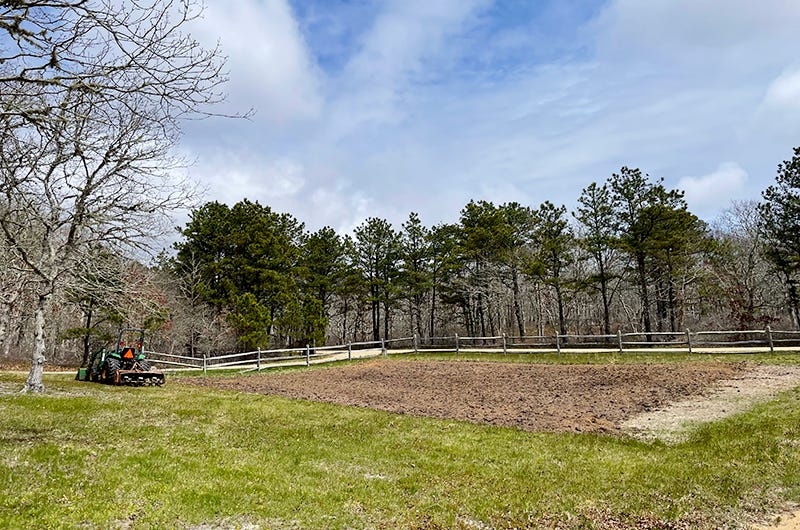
[179,0,800,234]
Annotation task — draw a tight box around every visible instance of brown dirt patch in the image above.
[623,364,800,443]
[182,360,747,433]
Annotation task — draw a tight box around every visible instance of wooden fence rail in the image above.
[144,327,800,375]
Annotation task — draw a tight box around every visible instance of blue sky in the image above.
[183,0,800,233]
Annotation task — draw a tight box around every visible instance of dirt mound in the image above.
[183,360,746,433]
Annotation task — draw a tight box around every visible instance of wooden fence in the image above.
[144,326,800,374]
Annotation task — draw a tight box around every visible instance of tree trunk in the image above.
[0,307,9,357]
[429,284,437,340]
[23,293,50,393]
[598,259,611,335]
[636,253,652,340]
[555,283,567,336]
[371,296,379,342]
[477,292,486,338]
[668,277,677,333]
[486,298,496,343]
[383,300,390,341]
[655,278,666,333]
[512,267,525,337]
[788,278,800,330]
[81,298,94,367]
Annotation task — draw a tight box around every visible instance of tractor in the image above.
[80,328,165,386]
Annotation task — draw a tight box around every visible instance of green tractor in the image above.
[81,328,165,386]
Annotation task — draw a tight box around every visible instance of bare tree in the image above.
[1,90,200,391]
[1,1,227,126]
[0,238,30,355]
[708,200,782,329]
[1,1,228,391]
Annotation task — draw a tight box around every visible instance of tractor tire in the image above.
[103,357,121,384]
[89,361,102,382]
[138,359,151,372]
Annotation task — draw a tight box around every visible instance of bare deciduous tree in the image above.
[1,1,229,391]
[1,0,227,126]
[1,90,199,391]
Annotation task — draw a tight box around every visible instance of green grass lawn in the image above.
[1,358,799,529]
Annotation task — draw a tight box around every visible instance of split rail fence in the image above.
[144,326,800,374]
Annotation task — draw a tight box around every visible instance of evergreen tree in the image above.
[759,146,800,328]
[609,167,686,336]
[457,200,508,337]
[497,202,537,337]
[528,201,574,336]
[574,182,619,335]
[399,213,432,339]
[351,218,400,341]
[174,200,309,349]
[427,223,461,339]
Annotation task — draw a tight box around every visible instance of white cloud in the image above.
[763,68,800,111]
[308,187,373,235]
[178,0,800,233]
[678,163,749,218]
[191,0,321,124]
[593,0,800,64]
[260,159,306,198]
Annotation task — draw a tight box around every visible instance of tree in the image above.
[1,1,228,391]
[427,222,461,339]
[527,201,574,336]
[292,227,347,346]
[759,146,800,328]
[398,213,432,339]
[497,202,536,337]
[0,1,226,127]
[574,182,619,335]
[643,204,708,332]
[175,200,308,349]
[298,227,347,327]
[710,201,778,329]
[1,90,198,392]
[457,201,507,337]
[61,248,126,367]
[350,218,400,341]
[608,167,686,336]
[0,238,30,357]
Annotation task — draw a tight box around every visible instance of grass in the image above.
[0,360,799,529]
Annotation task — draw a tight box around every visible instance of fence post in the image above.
[766,326,774,354]
[686,329,693,354]
[502,333,507,354]
[556,334,561,355]
[202,354,207,375]
[257,347,261,371]
[617,330,623,354]
[455,334,460,354]
[306,344,310,366]
[348,342,352,361]
[413,334,418,354]
[381,339,387,357]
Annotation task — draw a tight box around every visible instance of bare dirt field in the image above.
[182,359,771,434]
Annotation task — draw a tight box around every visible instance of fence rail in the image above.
[144,326,800,375]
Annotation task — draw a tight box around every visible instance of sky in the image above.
[181,0,800,234]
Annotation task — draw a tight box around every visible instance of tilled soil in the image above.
[183,360,747,433]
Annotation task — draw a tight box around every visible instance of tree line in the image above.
[156,152,800,354]
[3,4,800,383]
[3,148,800,361]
